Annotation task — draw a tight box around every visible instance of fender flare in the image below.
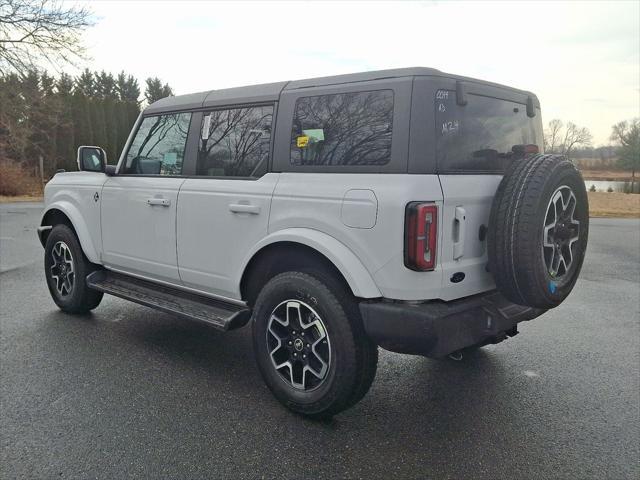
[39,201,100,264]
[237,228,382,299]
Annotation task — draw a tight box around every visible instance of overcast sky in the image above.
[79,0,639,146]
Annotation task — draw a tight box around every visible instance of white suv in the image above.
[38,68,589,417]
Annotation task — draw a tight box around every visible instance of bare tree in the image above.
[543,119,592,159]
[0,0,93,76]
[544,119,563,153]
[561,122,592,160]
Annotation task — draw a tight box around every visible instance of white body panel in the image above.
[100,176,185,283]
[269,173,444,300]
[42,170,500,303]
[41,172,107,263]
[177,174,279,299]
[437,175,499,300]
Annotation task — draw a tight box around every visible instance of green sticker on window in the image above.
[163,152,177,165]
[302,129,325,143]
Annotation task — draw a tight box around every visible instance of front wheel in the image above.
[252,271,378,418]
[44,224,103,314]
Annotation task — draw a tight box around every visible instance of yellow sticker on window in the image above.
[297,135,309,148]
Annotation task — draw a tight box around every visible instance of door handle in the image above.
[147,197,171,207]
[228,203,261,215]
[453,206,466,260]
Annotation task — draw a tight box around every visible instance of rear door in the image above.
[101,112,192,284]
[434,85,543,299]
[176,104,277,300]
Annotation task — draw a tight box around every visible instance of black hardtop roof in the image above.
[144,67,537,115]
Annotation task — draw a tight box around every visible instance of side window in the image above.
[124,113,191,175]
[197,105,273,178]
[290,90,394,166]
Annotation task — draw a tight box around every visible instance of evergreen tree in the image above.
[75,69,95,97]
[21,71,45,167]
[2,67,142,175]
[116,71,141,103]
[95,71,117,99]
[40,72,56,96]
[89,98,107,152]
[611,119,640,192]
[144,77,173,104]
[0,73,27,162]
[56,73,74,97]
[71,82,94,148]
[55,73,76,170]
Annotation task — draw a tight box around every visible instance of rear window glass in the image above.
[435,91,541,172]
[290,90,393,166]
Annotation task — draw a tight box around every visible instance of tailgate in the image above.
[437,174,501,300]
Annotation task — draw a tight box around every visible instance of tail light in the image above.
[404,202,438,271]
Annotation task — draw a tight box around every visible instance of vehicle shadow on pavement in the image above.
[30,308,552,478]
[41,306,517,431]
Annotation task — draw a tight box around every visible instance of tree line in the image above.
[0,69,173,174]
[544,117,639,188]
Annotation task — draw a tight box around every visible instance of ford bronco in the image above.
[38,68,589,417]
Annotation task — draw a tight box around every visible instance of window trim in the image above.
[119,111,194,177]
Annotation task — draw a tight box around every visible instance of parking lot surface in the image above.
[1,202,638,479]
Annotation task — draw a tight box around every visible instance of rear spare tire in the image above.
[488,154,589,309]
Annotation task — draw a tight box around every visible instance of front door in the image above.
[101,112,192,284]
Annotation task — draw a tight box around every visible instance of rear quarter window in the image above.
[290,90,394,166]
[435,90,541,173]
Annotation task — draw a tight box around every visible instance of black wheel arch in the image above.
[240,242,355,307]
[39,208,76,247]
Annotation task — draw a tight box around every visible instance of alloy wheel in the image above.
[543,185,580,278]
[50,241,75,296]
[266,300,331,391]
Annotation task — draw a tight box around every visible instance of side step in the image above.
[86,270,251,331]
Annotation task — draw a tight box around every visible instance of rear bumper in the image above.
[359,291,545,358]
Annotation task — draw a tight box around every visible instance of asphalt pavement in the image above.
[1,202,639,479]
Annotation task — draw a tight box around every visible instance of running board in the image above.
[86,270,250,331]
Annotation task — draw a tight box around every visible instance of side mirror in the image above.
[77,146,106,173]
[104,164,117,176]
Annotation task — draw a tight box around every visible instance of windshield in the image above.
[435,91,542,172]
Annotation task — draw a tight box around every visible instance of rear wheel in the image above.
[252,270,378,418]
[44,224,103,313]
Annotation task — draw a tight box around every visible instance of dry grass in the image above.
[0,163,43,197]
[580,169,635,181]
[589,192,640,218]
[0,194,44,203]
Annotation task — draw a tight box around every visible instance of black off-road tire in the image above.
[44,224,103,314]
[252,270,378,418]
[488,154,589,309]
